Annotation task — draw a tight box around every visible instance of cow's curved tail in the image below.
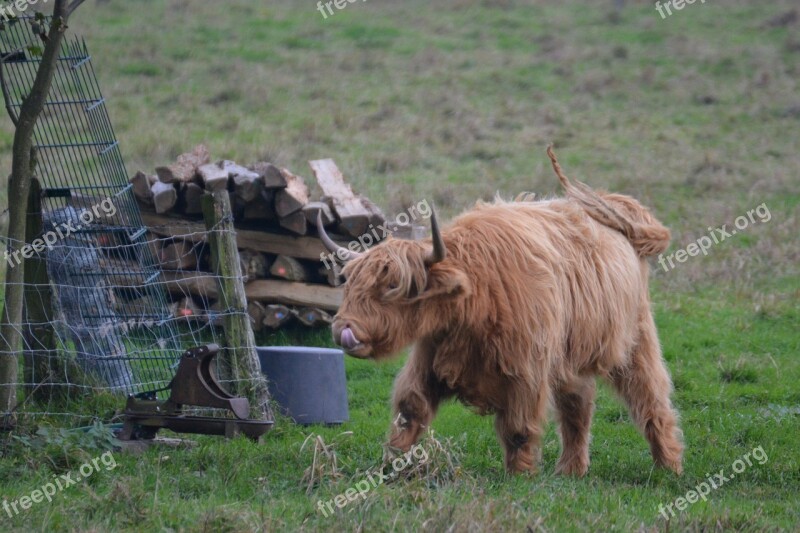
[547,145,670,257]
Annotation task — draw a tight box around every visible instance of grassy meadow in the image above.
[0,0,799,531]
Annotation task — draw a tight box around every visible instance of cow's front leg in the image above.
[388,342,444,451]
[495,379,549,474]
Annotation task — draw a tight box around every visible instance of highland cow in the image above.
[317,147,683,475]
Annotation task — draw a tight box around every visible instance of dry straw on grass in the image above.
[300,432,348,495]
[380,429,465,487]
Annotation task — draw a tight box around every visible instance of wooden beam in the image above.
[159,271,343,311]
[245,279,342,311]
[141,211,343,260]
[309,158,371,237]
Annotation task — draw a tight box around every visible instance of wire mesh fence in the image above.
[0,17,256,424]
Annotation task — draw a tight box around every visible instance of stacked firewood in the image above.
[129,145,402,330]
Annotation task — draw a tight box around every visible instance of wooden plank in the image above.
[160,270,219,300]
[246,279,342,311]
[141,212,346,260]
[274,168,309,217]
[250,161,287,189]
[156,144,210,183]
[309,159,370,237]
[159,271,343,311]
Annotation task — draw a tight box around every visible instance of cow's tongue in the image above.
[340,327,360,349]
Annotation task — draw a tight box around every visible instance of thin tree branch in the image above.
[0,54,20,127]
[65,0,86,18]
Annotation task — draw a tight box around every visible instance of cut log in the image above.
[246,279,342,311]
[239,249,270,280]
[174,297,201,319]
[360,196,386,228]
[221,160,262,203]
[243,189,276,221]
[151,181,178,214]
[250,161,287,189]
[198,162,229,192]
[274,168,309,217]
[130,171,153,205]
[278,210,308,235]
[263,304,293,329]
[156,144,210,183]
[141,212,347,260]
[183,182,205,216]
[318,262,343,287]
[159,240,197,270]
[270,255,309,282]
[295,307,333,327]
[229,191,246,220]
[247,301,266,333]
[388,222,427,240]
[303,201,336,227]
[309,159,371,238]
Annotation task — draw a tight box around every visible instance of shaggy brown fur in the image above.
[330,147,683,475]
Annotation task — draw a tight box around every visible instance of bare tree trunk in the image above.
[0,1,82,428]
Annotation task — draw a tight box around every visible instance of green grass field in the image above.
[1,0,799,531]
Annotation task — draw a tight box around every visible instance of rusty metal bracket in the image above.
[117,344,272,441]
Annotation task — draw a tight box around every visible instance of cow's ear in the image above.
[418,264,471,300]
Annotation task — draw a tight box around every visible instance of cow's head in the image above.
[318,211,471,359]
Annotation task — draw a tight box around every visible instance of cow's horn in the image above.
[424,208,446,266]
[317,212,361,262]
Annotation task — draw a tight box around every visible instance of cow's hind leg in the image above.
[495,380,549,474]
[554,376,596,476]
[608,313,683,474]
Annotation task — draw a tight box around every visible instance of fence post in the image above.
[202,189,272,420]
[22,178,59,402]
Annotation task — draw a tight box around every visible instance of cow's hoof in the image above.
[555,458,589,477]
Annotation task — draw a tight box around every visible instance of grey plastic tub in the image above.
[256,346,349,425]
